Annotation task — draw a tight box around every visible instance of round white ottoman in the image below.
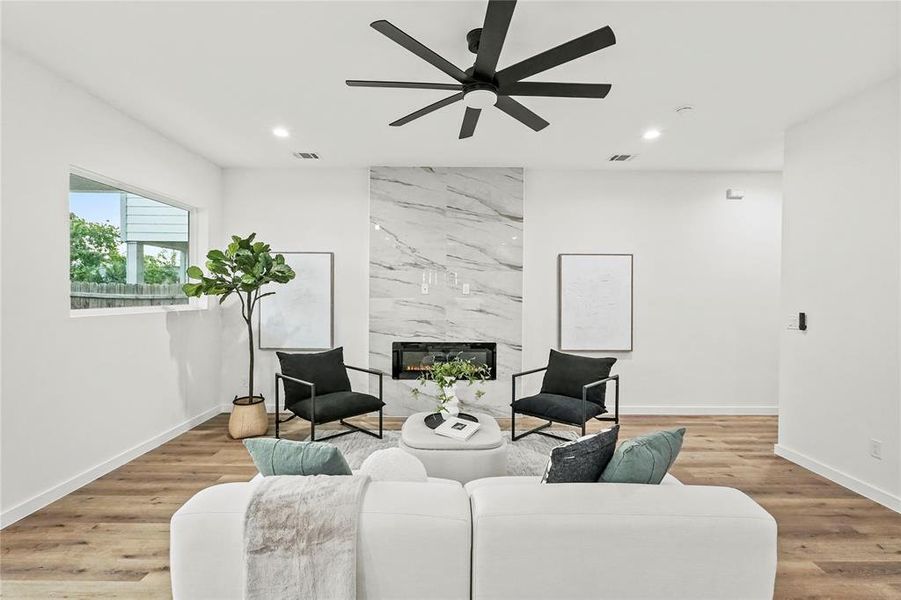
[398,412,508,483]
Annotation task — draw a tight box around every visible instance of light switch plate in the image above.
[787,313,807,330]
[421,283,429,295]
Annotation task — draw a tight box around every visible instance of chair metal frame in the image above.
[511,366,619,442]
[275,365,384,441]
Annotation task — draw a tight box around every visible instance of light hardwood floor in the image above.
[2,414,901,599]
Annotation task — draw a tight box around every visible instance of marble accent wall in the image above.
[370,167,523,417]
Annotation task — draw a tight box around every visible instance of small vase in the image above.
[439,382,460,417]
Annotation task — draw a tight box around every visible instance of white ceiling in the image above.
[2,1,898,170]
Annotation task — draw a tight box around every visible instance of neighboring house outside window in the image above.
[69,172,191,310]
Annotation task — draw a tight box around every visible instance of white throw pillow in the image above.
[360,448,428,482]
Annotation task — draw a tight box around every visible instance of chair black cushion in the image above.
[542,425,620,483]
[277,347,352,405]
[540,350,617,408]
[513,393,606,425]
[286,391,384,425]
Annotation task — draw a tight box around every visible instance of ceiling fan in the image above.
[346,0,616,139]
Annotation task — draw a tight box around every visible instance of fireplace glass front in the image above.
[392,342,497,380]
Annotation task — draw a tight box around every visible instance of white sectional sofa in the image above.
[170,475,777,599]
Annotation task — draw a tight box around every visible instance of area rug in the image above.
[312,430,578,477]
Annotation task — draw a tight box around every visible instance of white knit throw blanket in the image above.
[244,474,371,600]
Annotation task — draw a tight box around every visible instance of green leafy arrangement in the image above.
[183,233,295,401]
[411,356,489,412]
[70,213,182,284]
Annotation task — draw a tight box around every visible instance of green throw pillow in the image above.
[599,428,686,484]
[243,438,352,476]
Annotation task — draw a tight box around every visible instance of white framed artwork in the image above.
[558,253,633,352]
[259,252,334,350]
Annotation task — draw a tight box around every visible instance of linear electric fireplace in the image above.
[392,342,497,380]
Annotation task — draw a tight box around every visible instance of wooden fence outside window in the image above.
[70,282,188,309]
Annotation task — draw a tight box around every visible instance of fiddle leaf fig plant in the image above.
[183,233,295,401]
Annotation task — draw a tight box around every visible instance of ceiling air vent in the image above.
[608,154,637,162]
[292,152,321,160]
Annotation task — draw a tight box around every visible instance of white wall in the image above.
[523,171,783,413]
[0,49,224,526]
[778,77,901,511]
[220,168,371,407]
[222,168,782,416]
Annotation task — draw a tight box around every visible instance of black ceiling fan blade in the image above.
[390,92,465,127]
[346,80,463,91]
[495,25,616,86]
[494,96,549,131]
[459,107,482,139]
[473,0,517,79]
[371,20,470,83]
[499,82,611,98]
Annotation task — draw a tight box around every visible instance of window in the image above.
[69,172,191,310]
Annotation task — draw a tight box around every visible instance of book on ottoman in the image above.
[435,416,482,441]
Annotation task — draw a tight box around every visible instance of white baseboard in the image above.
[774,444,901,513]
[1,404,225,529]
[621,405,778,415]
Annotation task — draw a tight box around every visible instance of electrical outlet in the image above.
[462,283,471,295]
[870,439,883,460]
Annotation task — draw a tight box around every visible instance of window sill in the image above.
[69,302,209,318]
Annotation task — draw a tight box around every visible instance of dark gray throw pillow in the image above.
[540,350,616,407]
[276,347,352,405]
[541,425,620,483]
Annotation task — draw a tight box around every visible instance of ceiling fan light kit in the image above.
[463,86,499,109]
[346,0,616,139]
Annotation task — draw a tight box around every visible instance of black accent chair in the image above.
[511,350,620,442]
[274,347,385,442]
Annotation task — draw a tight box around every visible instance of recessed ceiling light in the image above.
[642,129,662,141]
[272,126,290,138]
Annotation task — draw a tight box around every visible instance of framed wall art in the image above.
[259,252,334,350]
[558,253,633,351]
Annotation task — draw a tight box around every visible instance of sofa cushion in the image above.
[463,473,684,495]
[541,425,619,483]
[467,483,777,600]
[540,349,616,407]
[251,472,462,487]
[170,479,473,600]
[600,428,686,484]
[513,393,605,425]
[287,391,384,424]
[277,347,351,404]
[243,438,352,476]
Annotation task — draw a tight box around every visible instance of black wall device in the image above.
[798,312,807,331]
